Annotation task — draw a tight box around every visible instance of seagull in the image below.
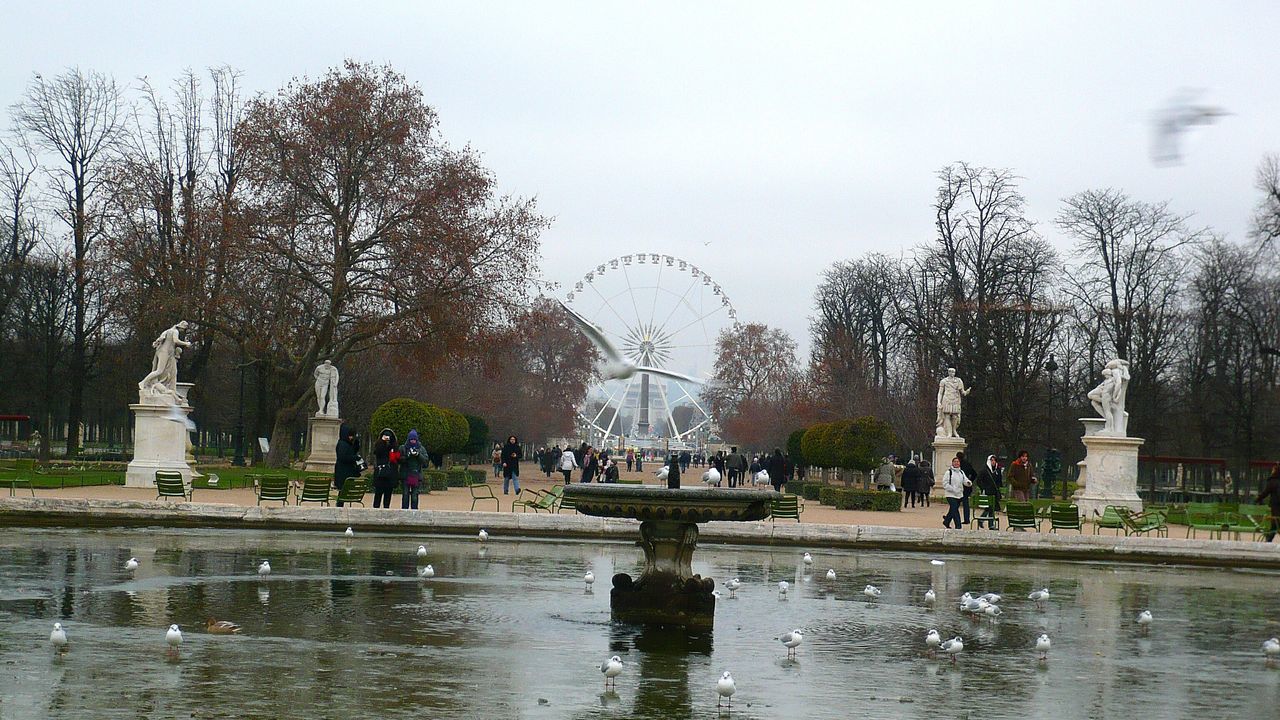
[978,593,1002,604]
[983,604,1003,619]
[478,529,489,543]
[711,590,723,600]
[1036,633,1051,661]
[585,571,596,589]
[163,402,197,431]
[166,624,183,655]
[716,671,736,709]
[940,636,964,664]
[802,552,813,566]
[656,466,669,481]
[1264,638,1280,665]
[780,629,803,658]
[930,560,945,566]
[1151,89,1230,165]
[778,580,789,598]
[924,588,936,605]
[344,526,354,537]
[257,560,271,576]
[600,655,623,689]
[50,623,68,653]
[1028,588,1050,604]
[724,578,740,597]
[702,468,721,486]
[826,569,837,581]
[125,557,139,572]
[557,299,707,385]
[753,469,770,486]
[1137,610,1153,633]
[925,629,941,656]
[419,564,435,578]
[863,584,882,601]
[416,545,428,558]
[206,618,242,635]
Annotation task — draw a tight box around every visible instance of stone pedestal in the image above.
[125,391,197,488]
[931,435,967,478]
[1073,417,1144,518]
[303,415,343,473]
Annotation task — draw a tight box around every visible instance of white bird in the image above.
[344,526,354,537]
[978,593,1002,604]
[166,624,183,654]
[924,588,937,605]
[753,469,770,486]
[983,604,1003,619]
[863,584,882,601]
[585,571,596,588]
[257,560,271,576]
[716,671,736,709]
[702,468,721,486]
[557,299,708,385]
[50,623,68,653]
[1028,588,1050,604]
[419,564,435,578]
[940,636,964,664]
[780,629,803,658]
[826,568,836,581]
[478,529,489,543]
[802,552,813,566]
[416,545,428,558]
[125,557,139,572]
[711,590,723,600]
[1151,89,1230,165]
[163,402,197,431]
[1137,610,1153,632]
[778,580,789,598]
[1264,638,1280,665]
[1036,633,1051,660]
[930,560,945,566]
[925,629,941,655]
[656,466,669,481]
[724,577,740,597]
[600,655,623,688]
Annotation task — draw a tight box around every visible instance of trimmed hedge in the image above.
[816,485,900,512]
[799,482,823,501]
[425,470,449,491]
[446,467,485,487]
[819,485,840,506]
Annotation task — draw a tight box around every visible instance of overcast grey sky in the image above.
[4,1,1276,359]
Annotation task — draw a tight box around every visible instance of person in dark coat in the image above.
[956,451,977,525]
[767,448,786,492]
[333,425,362,508]
[371,427,399,509]
[398,429,427,510]
[1257,463,1280,542]
[666,453,681,489]
[581,447,599,483]
[976,454,1003,515]
[901,459,921,508]
[501,435,522,495]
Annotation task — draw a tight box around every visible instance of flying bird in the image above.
[600,655,623,689]
[50,623,68,653]
[163,402,197,431]
[1151,89,1230,165]
[716,671,736,709]
[556,299,706,385]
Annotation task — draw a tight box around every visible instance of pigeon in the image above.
[416,545,428,558]
[557,299,707,385]
[1151,89,1230,165]
[940,636,964,664]
[1137,610,1153,632]
[1028,588,1050,604]
[125,557,139,572]
[863,584,882,601]
[257,560,271,576]
[478,529,489,543]
[702,468,721,486]
[778,580,789,598]
[716,671,736,708]
[50,623,68,653]
[1264,637,1280,665]
[1036,633,1051,660]
[166,624,183,654]
[344,526,354,537]
[585,571,595,589]
[802,552,813,566]
[781,629,803,658]
[419,564,435,578]
[206,618,242,635]
[924,588,936,605]
[600,655,623,688]
[925,629,941,655]
[724,578,741,598]
[826,569,836,581]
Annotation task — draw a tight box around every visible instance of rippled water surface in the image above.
[1,527,1279,719]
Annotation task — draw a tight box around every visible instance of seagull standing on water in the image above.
[478,529,489,543]
[1137,610,1153,633]
[125,557,139,572]
[778,580,789,598]
[940,636,964,664]
[585,571,595,589]
[825,569,836,581]
[1036,633,1051,661]
[724,578,741,598]
[257,560,271,576]
[924,588,936,605]
[600,655,623,689]
[419,564,435,578]
[416,545,428,558]
[780,629,803,658]
[50,623,68,653]
[1028,588,1050,605]
[166,624,183,656]
[344,526,354,538]
[716,671,736,709]
[925,629,941,656]
[1264,638,1280,665]
[863,584,882,601]
[802,552,813,567]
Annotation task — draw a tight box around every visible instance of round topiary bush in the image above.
[369,398,434,448]
[461,414,490,457]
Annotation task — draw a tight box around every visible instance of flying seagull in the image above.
[1151,89,1230,165]
[556,299,706,385]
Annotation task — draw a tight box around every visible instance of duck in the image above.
[206,618,242,635]
[716,671,736,708]
[257,560,271,576]
[600,655,623,688]
[1036,633,1051,660]
[50,622,68,653]
[419,564,435,578]
[125,557,139,572]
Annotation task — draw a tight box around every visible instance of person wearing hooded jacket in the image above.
[941,457,971,529]
[334,425,363,508]
[399,429,427,510]
[767,448,786,492]
[976,454,1003,514]
[501,435,522,495]
[371,427,399,509]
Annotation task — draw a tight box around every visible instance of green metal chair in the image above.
[770,494,805,523]
[974,494,999,530]
[297,475,332,506]
[510,488,545,512]
[468,482,499,511]
[557,494,577,514]
[155,471,190,501]
[334,476,368,506]
[0,458,35,497]
[1005,501,1040,531]
[1119,508,1168,537]
[1185,502,1226,539]
[1092,505,1128,535]
[256,474,290,506]
[1048,503,1083,533]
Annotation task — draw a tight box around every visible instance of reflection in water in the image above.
[607,623,712,719]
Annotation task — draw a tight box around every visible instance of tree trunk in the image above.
[265,405,300,468]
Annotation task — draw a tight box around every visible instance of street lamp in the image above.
[232,358,259,467]
[1043,355,1059,497]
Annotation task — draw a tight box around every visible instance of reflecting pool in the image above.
[0,528,1278,719]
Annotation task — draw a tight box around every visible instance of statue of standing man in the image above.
[936,367,971,439]
[138,320,191,401]
[314,360,340,417]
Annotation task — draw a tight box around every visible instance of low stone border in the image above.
[2,497,1277,569]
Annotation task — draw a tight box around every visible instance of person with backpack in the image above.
[398,429,427,510]
[941,457,971,529]
[371,428,399,509]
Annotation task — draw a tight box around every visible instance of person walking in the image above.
[371,428,399,509]
[625,448,635,472]
[399,429,427,510]
[976,454,1004,516]
[333,425,363,508]
[767,448,786,493]
[501,435,522,495]
[918,460,934,507]
[901,458,921,508]
[491,446,502,478]
[1257,463,1280,542]
[874,456,896,492]
[634,450,643,473]
[956,451,977,525]
[581,447,599,483]
[665,452,682,489]
[558,446,578,484]
[1007,450,1036,502]
[941,457,971,529]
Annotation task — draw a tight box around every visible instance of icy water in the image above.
[0,527,1278,719]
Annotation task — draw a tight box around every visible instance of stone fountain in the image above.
[564,484,774,627]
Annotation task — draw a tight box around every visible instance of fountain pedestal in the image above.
[564,485,774,628]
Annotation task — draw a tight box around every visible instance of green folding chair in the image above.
[155,471,190,501]
[770,494,804,523]
[334,476,368,506]
[256,474,290,506]
[1005,501,1040,531]
[1048,503,1083,533]
[468,482,499,511]
[1092,505,1128,535]
[297,475,332,506]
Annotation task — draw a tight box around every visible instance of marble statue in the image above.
[138,320,191,401]
[1087,358,1130,436]
[313,360,340,417]
[935,368,971,438]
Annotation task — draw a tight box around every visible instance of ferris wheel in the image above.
[566,253,738,447]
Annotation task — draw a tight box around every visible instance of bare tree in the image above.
[11,68,124,454]
[1250,154,1280,250]
[0,139,40,331]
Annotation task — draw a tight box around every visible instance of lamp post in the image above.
[1043,354,1059,498]
[232,358,259,467]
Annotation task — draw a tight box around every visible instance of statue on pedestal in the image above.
[935,368,971,439]
[1087,358,1130,436]
[138,320,191,402]
[314,360,340,417]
